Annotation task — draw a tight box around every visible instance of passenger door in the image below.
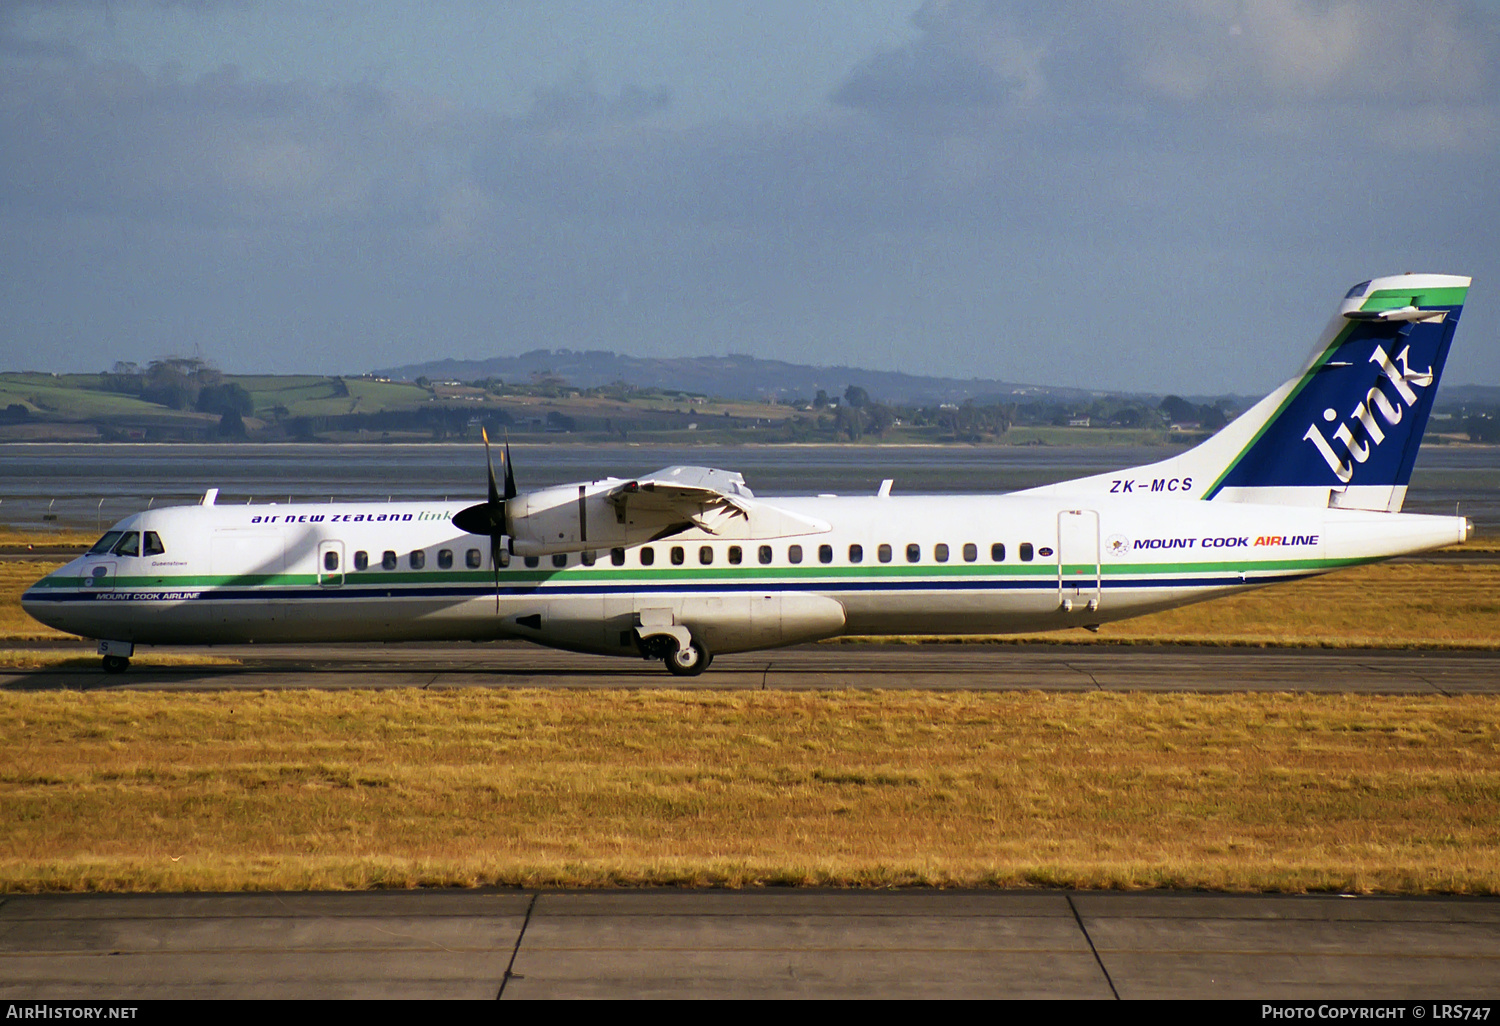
[1057,509,1101,611]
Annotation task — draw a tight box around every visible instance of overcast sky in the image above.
[2,0,1497,394]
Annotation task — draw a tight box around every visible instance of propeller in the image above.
[451,428,516,611]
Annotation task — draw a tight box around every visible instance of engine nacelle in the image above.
[507,480,633,557]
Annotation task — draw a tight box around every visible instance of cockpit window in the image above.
[112,531,140,557]
[142,531,165,557]
[88,531,124,555]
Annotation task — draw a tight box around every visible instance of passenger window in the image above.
[788,545,803,564]
[552,553,567,568]
[728,546,742,565]
[878,544,892,563]
[382,550,397,570]
[409,550,425,570]
[819,544,833,564]
[524,556,540,569]
[991,543,1005,562]
[671,546,685,566]
[88,531,124,555]
[963,543,977,562]
[355,550,369,571]
[143,532,165,557]
[112,532,140,557]
[906,543,921,563]
[466,548,482,569]
[438,549,453,569]
[1020,543,1034,562]
[759,545,773,565]
[699,546,713,565]
[324,550,339,571]
[849,543,863,563]
[611,548,626,566]
[934,543,949,563]
[640,547,655,566]
[581,550,596,566]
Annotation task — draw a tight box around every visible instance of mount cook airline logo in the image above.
[1301,343,1433,483]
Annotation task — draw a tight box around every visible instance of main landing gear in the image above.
[663,640,712,677]
[102,655,130,674]
[636,629,713,677]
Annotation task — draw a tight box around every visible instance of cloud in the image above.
[0,2,1496,391]
[833,2,1043,115]
[0,58,457,231]
[833,1,1498,126]
[526,70,673,130]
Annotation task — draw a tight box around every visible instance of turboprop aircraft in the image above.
[22,273,1475,675]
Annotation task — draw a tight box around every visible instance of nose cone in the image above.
[19,583,50,629]
[19,564,76,634]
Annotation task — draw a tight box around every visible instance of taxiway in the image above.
[2,889,1498,999]
[3,640,1498,693]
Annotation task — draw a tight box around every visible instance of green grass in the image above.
[0,376,179,419]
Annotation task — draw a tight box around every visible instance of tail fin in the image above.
[1023,273,1470,511]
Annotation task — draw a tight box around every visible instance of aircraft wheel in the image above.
[664,641,709,677]
[102,655,129,674]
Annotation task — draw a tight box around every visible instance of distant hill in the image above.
[380,348,1497,411]
[377,350,1106,406]
[1442,384,1500,406]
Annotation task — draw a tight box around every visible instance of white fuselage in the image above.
[22,491,1468,658]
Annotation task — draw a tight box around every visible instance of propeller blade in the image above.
[483,427,502,507]
[502,436,517,500]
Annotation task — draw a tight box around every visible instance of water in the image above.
[1,442,1496,536]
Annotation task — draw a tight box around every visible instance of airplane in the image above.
[22,273,1475,676]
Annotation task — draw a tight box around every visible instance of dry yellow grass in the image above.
[0,650,239,668]
[0,528,92,547]
[2,688,1498,894]
[1,561,67,639]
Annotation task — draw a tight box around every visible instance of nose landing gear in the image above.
[98,639,133,674]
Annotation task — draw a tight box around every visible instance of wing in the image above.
[606,466,754,534]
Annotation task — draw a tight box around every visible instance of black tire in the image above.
[102,655,129,674]
[664,641,709,677]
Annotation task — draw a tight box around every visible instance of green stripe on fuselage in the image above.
[32,555,1372,594]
